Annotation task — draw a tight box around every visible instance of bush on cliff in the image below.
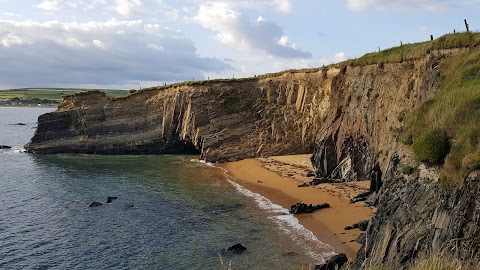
[413,130,449,163]
[401,44,480,185]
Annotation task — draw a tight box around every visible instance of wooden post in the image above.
[378,47,380,52]
[465,19,470,32]
[454,29,456,34]
[430,35,433,41]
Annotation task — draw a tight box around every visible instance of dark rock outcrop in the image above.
[314,253,348,270]
[344,220,369,231]
[226,243,247,254]
[0,145,12,149]
[350,191,372,203]
[289,203,330,214]
[352,164,480,269]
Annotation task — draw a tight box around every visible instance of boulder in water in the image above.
[0,145,12,149]
[89,201,103,207]
[227,243,247,254]
[107,196,118,203]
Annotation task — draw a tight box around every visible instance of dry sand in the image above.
[218,154,374,259]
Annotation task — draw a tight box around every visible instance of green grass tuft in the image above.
[413,129,449,163]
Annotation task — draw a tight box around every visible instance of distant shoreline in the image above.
[0,104,58,108]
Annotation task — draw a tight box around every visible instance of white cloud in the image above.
[193,2,311,58]
[273,0,292,13]
[1,33,29,47]
[0,18,230,88]
[92,39,107,48]
[35,0,62,11]
[346,0,455,12]
[114,0,142,16]
[277,35,289,47]
[334,52,346,62]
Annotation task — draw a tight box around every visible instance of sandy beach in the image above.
[218,154,374,259]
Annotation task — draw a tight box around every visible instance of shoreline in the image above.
[217,154,374,260]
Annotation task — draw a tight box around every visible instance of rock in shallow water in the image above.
[0,145,12,149]
[107,196,118,203]
[226,243,247,254]
[88,201,103,207]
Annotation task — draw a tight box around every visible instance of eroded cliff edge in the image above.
[26,47,479,268]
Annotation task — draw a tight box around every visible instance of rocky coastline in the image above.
[26,46,480,268]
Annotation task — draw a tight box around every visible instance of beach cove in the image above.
[219,155,375,259]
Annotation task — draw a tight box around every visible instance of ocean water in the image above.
[0,107,334,269]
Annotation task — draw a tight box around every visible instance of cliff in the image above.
[26,34,480,268]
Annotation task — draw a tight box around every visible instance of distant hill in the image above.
[0,88,128,106]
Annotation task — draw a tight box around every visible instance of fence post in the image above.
[465,19,470,32]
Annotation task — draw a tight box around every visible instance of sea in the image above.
[0,106,334,270]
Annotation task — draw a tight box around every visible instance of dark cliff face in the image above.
[352,152,480,269]
[25,48,479,267]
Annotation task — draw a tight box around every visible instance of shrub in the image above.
[400,165,414,175]
[413,129,449,163]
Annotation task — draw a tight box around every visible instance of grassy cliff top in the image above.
[345,32,480,66]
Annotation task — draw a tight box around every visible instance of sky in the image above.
[0,0,479,90]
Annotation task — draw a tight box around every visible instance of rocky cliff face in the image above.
[352,148,480,269]
[26,48,479,267]
[27,70,342,161]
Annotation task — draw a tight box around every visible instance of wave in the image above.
[0,147,26,154]
[225,175,335,264]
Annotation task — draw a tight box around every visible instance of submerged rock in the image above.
[107,196,118,203]
[289,203,330,214]
[124,203,134,209]
[88,201,103,207]
[314,253,348,270]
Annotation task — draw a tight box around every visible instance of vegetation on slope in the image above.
[344,32,480,66]
[400,36,480,186]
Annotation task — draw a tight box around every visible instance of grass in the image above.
[401,44,480,186]
[0,88,128,100]
[344,32,480,67]
[413,129,449,163]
